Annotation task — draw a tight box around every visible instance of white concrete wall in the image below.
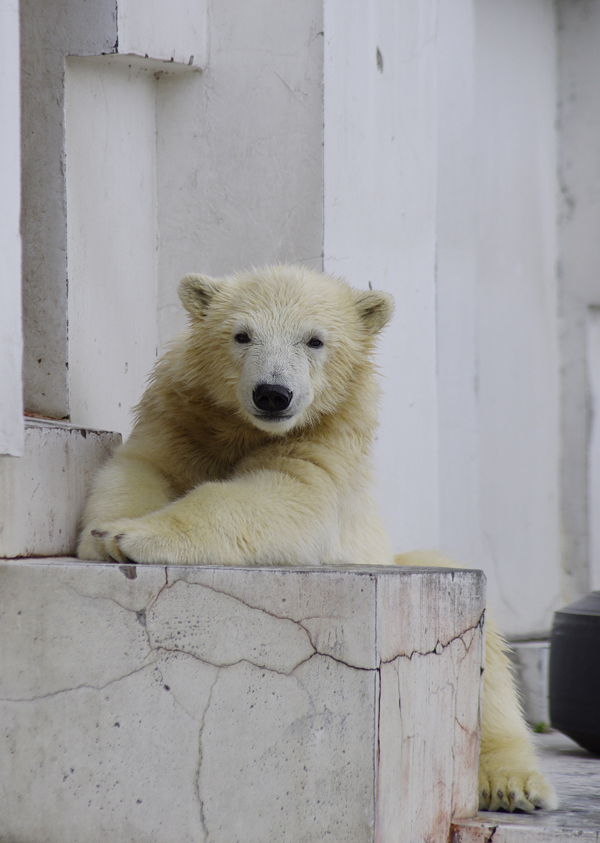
[154,0,324,351]
[474,0,561,635]
[63,0,323,437]
[66,59,160,437]
[325,0,562,637]
[20,0,117,420]
[0,0,24,457]
[585,308,600,592]
[434,0,481,569]
[15,0,592,639]
[556,0,600,603]
[324,0,440,551]
[117,0,207,67]
[20,0,207,427]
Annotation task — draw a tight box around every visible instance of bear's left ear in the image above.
[355,290,394,335]
[178,274,221,318]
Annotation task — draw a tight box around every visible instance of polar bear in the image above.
[78,264,556,813]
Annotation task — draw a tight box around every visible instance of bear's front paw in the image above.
[478,766,557,813]
[81,520,142,563]
[90,514,194,565]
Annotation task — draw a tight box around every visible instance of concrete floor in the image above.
[452,731,600,841]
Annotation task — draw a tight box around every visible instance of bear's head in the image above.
[178,265,393,435]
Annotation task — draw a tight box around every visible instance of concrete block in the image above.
[509,640,550,728]
[0,421,120,557]
[0,560,485,843]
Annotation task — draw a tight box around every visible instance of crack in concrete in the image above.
[162,572,350,627]
[63,583,154,617]
[6,575,483,709]
[3,618,483,704]
[150,575,483,669]
[153,575,374,670]
[195,673,219,843]
[379,612,484,666]
[0,658,159,703]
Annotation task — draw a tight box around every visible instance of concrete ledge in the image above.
[0,560,485,843]
[0,420,120,557]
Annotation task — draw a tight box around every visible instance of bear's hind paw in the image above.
[479,769,558,813]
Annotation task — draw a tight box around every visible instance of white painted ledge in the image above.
[114,0,207,69]
[0,560,485,843]
[0,421,120,557]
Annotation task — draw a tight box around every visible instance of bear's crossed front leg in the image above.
[78,455,175,561]
[92,464,339,566]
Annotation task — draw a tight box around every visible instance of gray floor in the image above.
[453,731,600,841]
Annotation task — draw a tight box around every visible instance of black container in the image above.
[549,591,600,755]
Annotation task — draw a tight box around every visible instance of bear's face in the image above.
[230,312,326,433]
[178,266,393,435]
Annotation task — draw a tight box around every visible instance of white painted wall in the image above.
[154,0,324,351]
[557,0,600,603]
[14,0,595,638]
[586,307,600,592]
[20,0,207,426]
[117,0,207,67]
[66,59,160,437]
[474,0,561,635]
[434,0,481,569]
[325,0,562,637]
[0,0,24,457]
[324,0,440,551]
[20,0,117,420]
[63,0,324,438]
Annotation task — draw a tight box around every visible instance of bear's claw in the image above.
[479,769,557,812]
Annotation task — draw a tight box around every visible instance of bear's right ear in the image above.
[178,274,221,318]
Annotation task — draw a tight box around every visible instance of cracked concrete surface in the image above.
[0,559,484,843]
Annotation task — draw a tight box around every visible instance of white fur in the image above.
[78,265,556,813]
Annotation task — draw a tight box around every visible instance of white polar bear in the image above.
[78,264,556,813]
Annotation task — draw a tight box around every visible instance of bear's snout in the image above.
[253,384,293,413]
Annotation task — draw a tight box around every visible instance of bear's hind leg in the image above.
[479,617,557,812]
[394,551,557,812]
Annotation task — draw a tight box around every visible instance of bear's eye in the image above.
[307,337,324,349]
[234,332,251,344]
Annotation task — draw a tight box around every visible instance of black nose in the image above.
[253,384,293,413]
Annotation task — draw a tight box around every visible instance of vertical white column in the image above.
[0,0,24,457]
[66,59,159,439]
[117,0,207,66]
[557,0,600,603]
[586,307,600,593]
[474,0,561,635]
[324,0,440,552]
[434,0,481,568]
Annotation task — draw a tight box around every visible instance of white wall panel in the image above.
[434,0,481,569]
[586,307,600,592]
[474,0,561,634]
[66,59,159,439]
[154,0,324,352]
[0,0,24,457]
[117,0,207,67]
[324,0,440,552]
[557,0,600,603]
